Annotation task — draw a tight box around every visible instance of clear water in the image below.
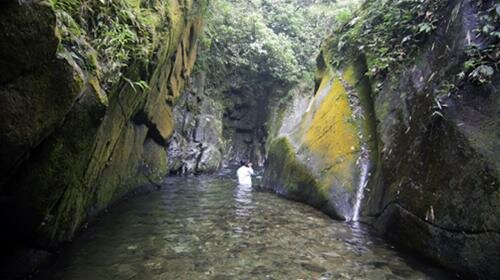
[43,174,455,280]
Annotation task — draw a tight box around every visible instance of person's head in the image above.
[245,160,252,167]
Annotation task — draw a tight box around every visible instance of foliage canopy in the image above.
[198,0,361,89]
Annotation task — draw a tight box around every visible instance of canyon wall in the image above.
[264,0,499,278]
[0,0,204,275]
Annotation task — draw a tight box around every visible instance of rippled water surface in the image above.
[44,174,455,279]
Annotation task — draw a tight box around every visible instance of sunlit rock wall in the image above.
[264,55,377,220]
[0,0,204,270]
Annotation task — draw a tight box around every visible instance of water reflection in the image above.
[235,184,252,203]
[233,184,254,235]
[41,175,456,280]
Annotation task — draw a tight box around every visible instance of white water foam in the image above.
[351,147,370,222]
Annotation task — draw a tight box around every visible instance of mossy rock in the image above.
[264,57,377,220]
[0,2,84,190]
[0,0,206,262]
[264,137,329,212]
[329,0,500,277]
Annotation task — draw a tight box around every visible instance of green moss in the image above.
[345,57,379,162]
[2,0,205,251]
[265,137,327,205]
[23,92,106,244]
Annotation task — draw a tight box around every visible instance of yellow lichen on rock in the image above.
[264,66,365,219]
[302,72,359,192]
[152,105,175,141]
[265,60,369,219]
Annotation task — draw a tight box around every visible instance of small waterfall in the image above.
[351,147,370,222]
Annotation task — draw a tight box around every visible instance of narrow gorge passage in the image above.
[1,0,497,278]
[39,174,454,280]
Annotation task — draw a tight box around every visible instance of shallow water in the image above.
[44,174,455,280]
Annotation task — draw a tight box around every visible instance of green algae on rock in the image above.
[264,0,499,278]
[0,1,205,276]
[265,137,327,208]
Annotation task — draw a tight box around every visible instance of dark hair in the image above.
[240,160,246,166]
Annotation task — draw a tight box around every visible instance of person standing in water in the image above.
[237,160,254,186]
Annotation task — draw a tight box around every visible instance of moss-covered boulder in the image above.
[265,137,329,209]
[264,54,377,220]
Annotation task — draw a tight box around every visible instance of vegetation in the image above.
[51,0,166,92]
[197,0,361,90]
[323,0,499,85]
[461,2,499,84]
[323,0,447,78]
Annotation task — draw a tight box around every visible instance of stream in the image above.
[40,173,456,279]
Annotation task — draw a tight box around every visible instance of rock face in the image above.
[0,3,84,190]
[264,0,499,278]
[166,70,278,174]
[0,0,204,272]
[222,86,278,166]
[264,59,377,220]
[166,70,291,172]
[167,73,225,174]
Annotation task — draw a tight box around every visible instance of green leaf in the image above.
[482,24,494,34]
[417,22,433,33]
[401,35,411,44]
[463,59,476,71]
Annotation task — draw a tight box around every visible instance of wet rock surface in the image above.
[0,1,204,273]
[167,74,225,175]
[363,1,500,278]
[263,0,499,278]
[0,2,83,189]
[264,58,377,221]
[40,175,455,280]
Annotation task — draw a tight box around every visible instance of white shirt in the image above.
[237,166,254,185]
